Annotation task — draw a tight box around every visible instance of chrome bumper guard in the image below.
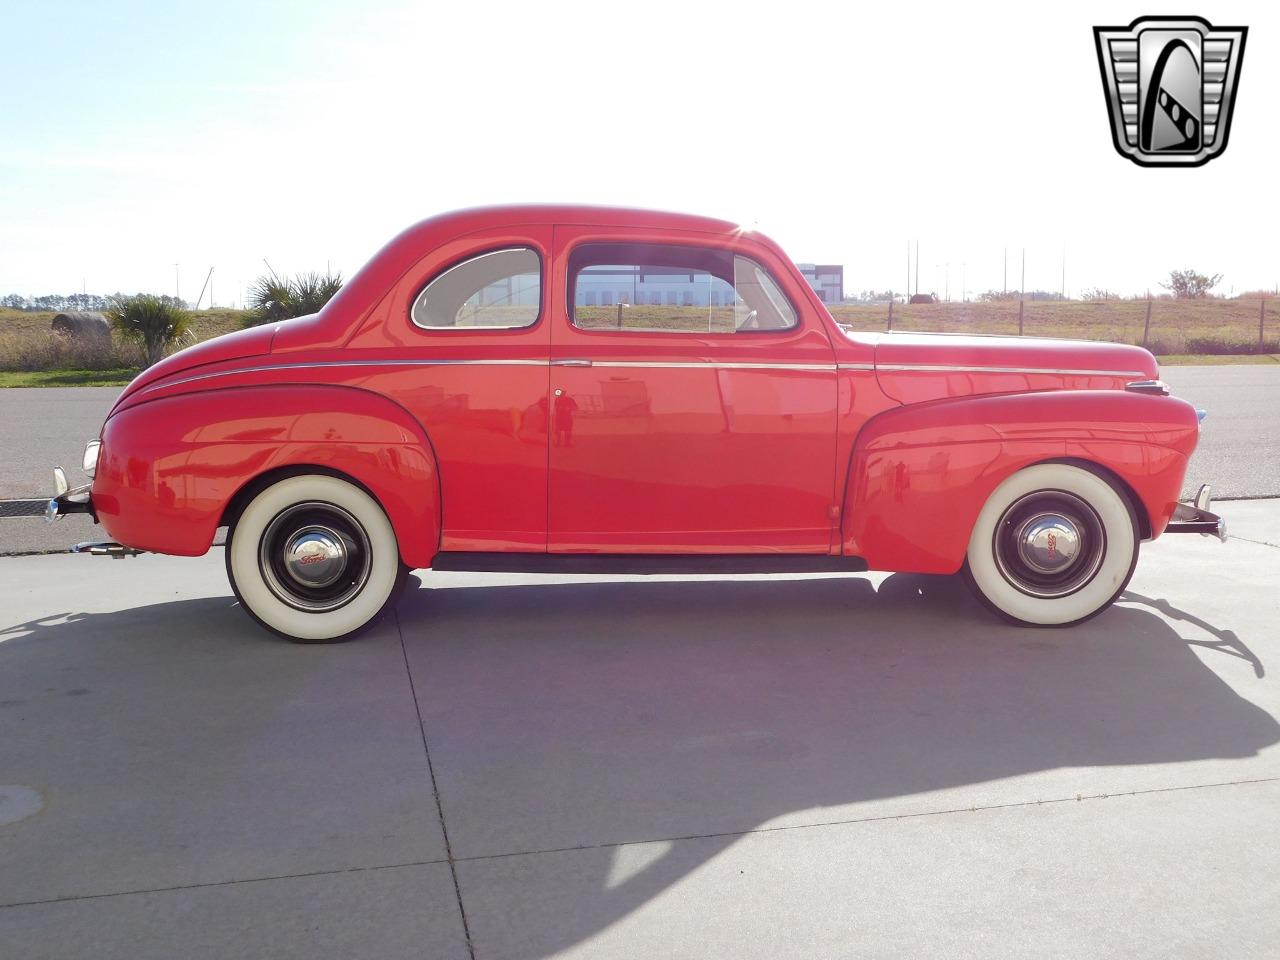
[0,467,94,522]
[1164,483,1228,542]
[44,467,95,523]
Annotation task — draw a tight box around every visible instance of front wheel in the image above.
[963,463,1139,626]
[226,474,408,642]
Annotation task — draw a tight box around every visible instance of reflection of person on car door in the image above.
[555,393,579,447]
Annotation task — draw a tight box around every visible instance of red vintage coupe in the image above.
[24,206,1225,641]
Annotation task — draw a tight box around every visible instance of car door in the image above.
[355,225,554,553]
[547,224,838,553]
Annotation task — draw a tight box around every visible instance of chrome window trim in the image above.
[410,246,543,331]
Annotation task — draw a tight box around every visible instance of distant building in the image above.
[796,264,844,304]
[550,261,847,308]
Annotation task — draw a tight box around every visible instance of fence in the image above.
[832,298,1277,356]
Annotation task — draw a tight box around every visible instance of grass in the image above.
[0,307,244,342]
[0,368,140,387]
[0,308,245,383]
[830,298,1277,355]
[1157,353,1280,366]
[1,299,1276,385]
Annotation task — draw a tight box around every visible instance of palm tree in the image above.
[243,269,343,327]
[105,294,192,368]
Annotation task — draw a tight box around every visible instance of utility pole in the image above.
[1019,248,1026,336]
[1003,247,1007,296]
[945,262,950,303]
[906,240,910,301]
[914,241,919,300]
[173,263,180,301]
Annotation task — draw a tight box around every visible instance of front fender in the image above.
[94,385,441,567]
[842,390,1200,574]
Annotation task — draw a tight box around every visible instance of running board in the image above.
[430,552,869,575]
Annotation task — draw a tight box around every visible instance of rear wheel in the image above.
[226,474,408,642]
[963,463,1139,626]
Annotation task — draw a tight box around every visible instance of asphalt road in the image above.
[2,499,1278,958]
[0,366,1276,555]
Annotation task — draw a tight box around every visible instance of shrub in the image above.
[243,270,343,327]
[1185,336,1280,355]
[0,330,143,372]
[105,294,193,368]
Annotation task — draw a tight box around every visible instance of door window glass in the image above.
[568,242,797,333]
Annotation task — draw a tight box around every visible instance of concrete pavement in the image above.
[1,365,1278,555]
[1,499,1277,958]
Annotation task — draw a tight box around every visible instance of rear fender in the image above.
[842,390,1200,574]
[94,385,441,567]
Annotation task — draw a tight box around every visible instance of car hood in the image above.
[862,331,1159,405]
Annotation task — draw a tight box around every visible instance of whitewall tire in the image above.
[226,474,408,642]
[963,463,1139,626]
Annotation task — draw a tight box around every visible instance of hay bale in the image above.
[51,311,110,339]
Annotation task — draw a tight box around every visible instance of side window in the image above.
[568,242,797,333]
[411,247,541,329]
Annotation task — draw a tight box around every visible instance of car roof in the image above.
[411,204,744,236]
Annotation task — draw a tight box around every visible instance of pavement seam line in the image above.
[0,859,447,911]
[451,775,1280,864]
[1227,535,1280,549]
[5,776,1274,911]
[396,606,477,960]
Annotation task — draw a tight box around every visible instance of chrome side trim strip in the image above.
[874,363,1148,378]
[589,361,836,372]
[153,358,550,390]
[150,358,841,390]
[145,358,1148,393]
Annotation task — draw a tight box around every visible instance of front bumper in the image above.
[1163,484,1228,542]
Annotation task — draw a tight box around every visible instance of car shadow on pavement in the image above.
[396,572,1278,958]
[0,575,1274,959]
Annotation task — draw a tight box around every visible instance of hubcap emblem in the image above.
[1017,514,1082,573]
[283,528,347,588]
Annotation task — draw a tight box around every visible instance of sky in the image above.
[0,0,1275,303]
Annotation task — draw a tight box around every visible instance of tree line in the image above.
[2,293,189,312]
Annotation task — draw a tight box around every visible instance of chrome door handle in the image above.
[551,358,592,367]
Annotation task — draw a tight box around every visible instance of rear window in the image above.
[411,247,541,329]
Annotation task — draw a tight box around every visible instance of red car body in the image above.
[72,205,1217,637]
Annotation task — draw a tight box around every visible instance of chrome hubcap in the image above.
[282,527,347,588]
[258,502,371,612]
[993,491,1106,599]
[1015,513,1081,573]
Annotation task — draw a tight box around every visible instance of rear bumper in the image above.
[1163,484,1227,542]
[0,468,94,524]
